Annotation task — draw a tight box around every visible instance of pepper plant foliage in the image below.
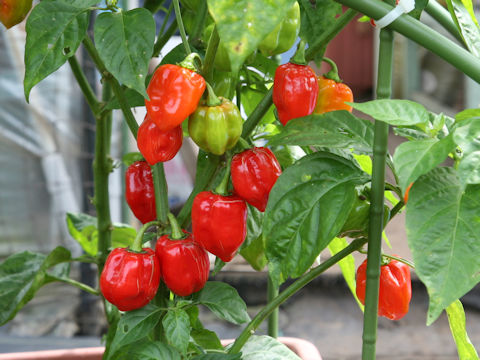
[1,0,480,359]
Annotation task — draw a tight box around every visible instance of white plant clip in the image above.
[375,0,415,29]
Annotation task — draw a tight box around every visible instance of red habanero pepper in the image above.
[192,193,247,262]
[272,41,318,126]
[356,257,412,320]
[231,147,282,212]
[145,53,206,131]
[156,234,209,296]
[314,58,353,115]
[137,114,183,165]
[100,247,161,311]
[125,161,156,224]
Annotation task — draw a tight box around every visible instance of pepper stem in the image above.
[290,40,307,65]
[179,52,203,73]
[215,154,232,195]
[382,254,415,268]
[322,57,342,83]
[131,220,161,252]
[237,137,251,150]
[167,213,184,240]
[206,82,223,107]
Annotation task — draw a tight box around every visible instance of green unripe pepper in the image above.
[258,2,300,56]
[188,84,243,155]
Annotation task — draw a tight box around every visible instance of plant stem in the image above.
[158,1,173,35]
[305,8,358,62]
[241,88,273,138]
[173,0,191,54]
[132,220,161,251]
[229,237,368,354]
[55,277,100,296]
[152,163,169,224]
[362,28,394,360]
[336,0,480,84]
[424,0,463,44]
[67,55,99,114]
[94,84,113,268]
[153,19,178,57]
[202,25,220,83]
[267,275,279,338]
[167,213,184,239]
[382,254,415,268]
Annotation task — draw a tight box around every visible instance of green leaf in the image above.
[211,257,226,276]
[111,340,181,360]
[456,108,480,122]
[244,204,263,249]
[264,152,370,284]
[405,168,480,325]
[408,0,429,19]
[446,300,480,360]
[94,8,155,98]
[207,0,296,73]
[350,99,430,126]
[241,85,276,126]
[394,127,430,140]
[191,354,241,360]
[328,237,364,311]
[353,154,372,175]
[194,282,250,324]
[190,329,223,351]
[109,304,163,358]
[162,309,191,354]
[240,234,267,271]
[454,118,480,155]
[0,247,71,325]
[458,151,480,187]
[106,88,145,110]
[298,0,341,61]
[267,111,375,154]
[240,335,301,360]
[393,135,456,192]
[66,212,137,255]
[446,0,480,57]
[24,0,94,100]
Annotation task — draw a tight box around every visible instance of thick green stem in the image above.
[167,213,184,239]
[229,237,368,354]
[202,25,220,83]
[94,84,113,267]
[362,28,394,360]
[425,0,463,44]
[152,163,169,224]
[173,0,191,54]
[336,0,480,84]
[153,19,178,57]
[68,56,100,114]
[305,8,358,62]
[267,275,279,338]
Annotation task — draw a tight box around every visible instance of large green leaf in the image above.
[405,167,480,325]
[207,0,296,73]
[454,118,480,155]
[264,152,370,285]
[194,282,250,324]
[458,151,480,187]
[66,212,137,256]
[267,111,374,154]
[240,234,267,271]
[0,247,71,325]
[446,300,479,360]
[392,135,456,192]
[328,237,363,311]
[456,108,480,122]
[24,0,96,100]
[162,309,191,354]
[94,8,155,98]
[350,99,430,126]
[108,304,163,359]
[112,340,181,360]
[446,0,480,57]
[240,336,301,360]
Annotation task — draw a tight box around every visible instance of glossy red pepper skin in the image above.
[125,161,156,224]
[155,233,209,297]
[100,247,161,311]
[272,62,319,126]
[145,64,206,131]
[137,114,183,165]
[356,258,412,320]
[192,191,247,262]
[231,147,282,212]
[314,76,353,114]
